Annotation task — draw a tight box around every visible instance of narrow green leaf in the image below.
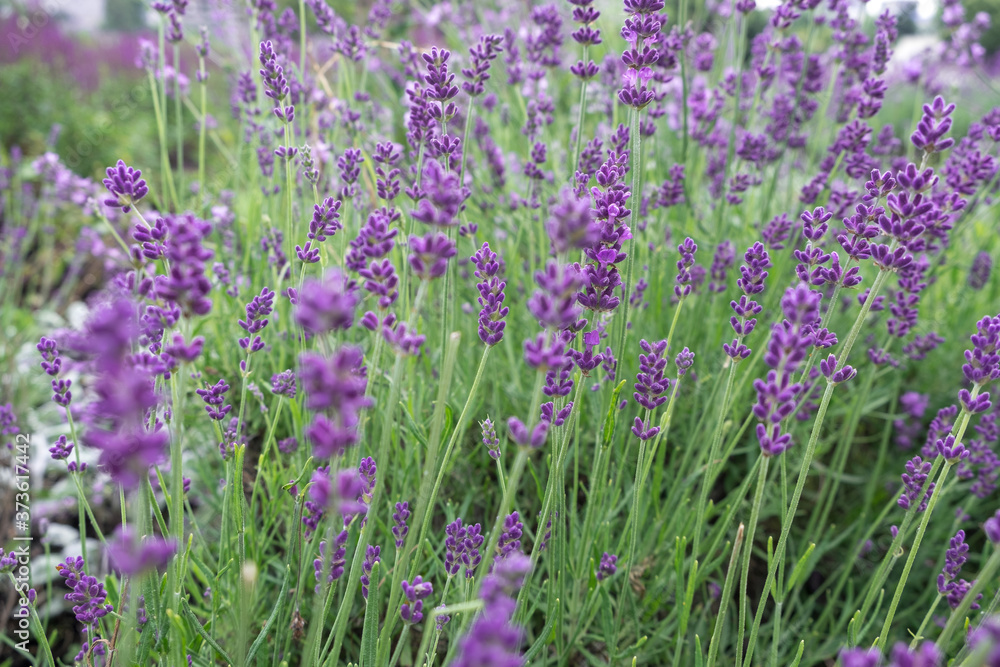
[246,564,291,664]
[784,543,817,598]
[360,562,381,667]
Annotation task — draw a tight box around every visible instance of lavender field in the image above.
[2,0,1000,664]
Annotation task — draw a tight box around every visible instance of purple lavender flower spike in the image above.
[597,552,618,581]
[107,528,177,575]
[482,418,501,459]
[361,545,380,599]
[528,261,585,331]
[899,456,934,512]
[314,530,349,592]
[547,188,599,254]
[472,243,509,346]
[271,370,296,398]
[408,232,457,280]
[969,251,992,290]
[49,435,74,461]
[294,270,358,334]
[495,511,523,565]
[985,509,1000,544]
[451,552,530,667]
[196,379,232,421]
[445,518,468,577]
[400,575,433,623]
[938,529,981,610]
[393,501,411,548]
[911,95,956,156]
[57,556,115,663]
[674,237,699,300]
[963,315,1000,386]
[102,160,148,212]
[634,339,670,411]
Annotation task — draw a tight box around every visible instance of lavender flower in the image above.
[597,552,618,581]
[107,529,177,575]
[472,243,509,346]
[482,418,501,459]
[400,575,433,623]
[393,501,411,548]
[258,40,294,123]
[911,96,956,157]
[938,529,981,610]
[239,287,275,354]
[969,251,992,290]
[57,556,115,663]
[674,238,699,300]
[528,261,585,331]
[450,552,530,667]
[196,379,232,421]
[296,197,342,263]
[546,188,599,255]
[295,270,359,334]
[314,530,349,592]
[271,370,296,398]
[299,347,371,458]
[898,456,934,512]
[495,511,523,564]
[361,545,380,599]
[445,518,469,577]
[49,435,74,461]
[408,232,457,280]
[102,160,148,213]
[752,285,820,457]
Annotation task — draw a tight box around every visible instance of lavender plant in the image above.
[3,0,1000,665]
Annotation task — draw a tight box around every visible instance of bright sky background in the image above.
[755,0,940,22]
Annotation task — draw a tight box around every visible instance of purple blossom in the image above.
[57,556,114,663]
[393,501,411,548]
[400,575,433,623]
[969,251,992,290]
[102,160,148,212]
[963,315,1000,386]
[674,237,699,300]
[314,530,349,592]
[911,95,956,156]
[107,529,177,575]
[494,512,524,568]
[482,418,501,459]
[299,347,370,458]
[472,243,509,346]
[408,232,457,280]
[271,370,296,398]
[597,552,618,581]
[528,261,585,331]
[294,270,358,334]
[196,378,232,421]
[49,435,74,461]
[361,545,380,599]
[450,552,530,667]
[546,188,599,254]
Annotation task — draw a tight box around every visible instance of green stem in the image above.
[706,523,746,667]
[742,265,895,667]
[614,105,643,361]
[736,456,770,667]
[876,386,982,650]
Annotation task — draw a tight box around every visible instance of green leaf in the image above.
[784,543,817,598]
[360,562,381,667]
[789,641,805,667]
[602,380,627,449]
[246,564,291,664]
